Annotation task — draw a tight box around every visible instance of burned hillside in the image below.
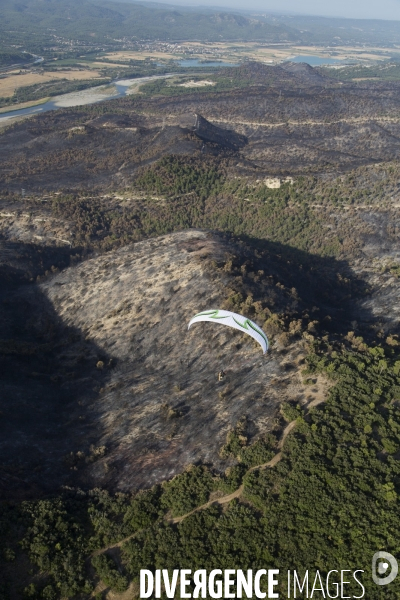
[0,223,379,497]
[1,60,400,499]
[2,63,400,192]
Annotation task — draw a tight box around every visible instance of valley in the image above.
[1,51,400,599]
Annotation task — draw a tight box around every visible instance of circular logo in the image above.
[372,552,398,585]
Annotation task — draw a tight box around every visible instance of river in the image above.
[0,74,172,123]
[0,59,239,123]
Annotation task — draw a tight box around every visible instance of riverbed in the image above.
[0,57,243,123]
[0,74,172,122]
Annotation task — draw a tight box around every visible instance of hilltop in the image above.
[1,226,341,496]
[1,222,400,599]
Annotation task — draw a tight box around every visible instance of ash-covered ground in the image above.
[3,63,400,193]
[1,61,400,499]
[1,208,399,497]
[37,230,307,491]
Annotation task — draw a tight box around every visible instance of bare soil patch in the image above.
[178,79,215,87]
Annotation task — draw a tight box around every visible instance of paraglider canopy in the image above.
[188,309,269,354]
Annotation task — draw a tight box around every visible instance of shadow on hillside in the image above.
[226,232,388,339]
[0,241,115,501]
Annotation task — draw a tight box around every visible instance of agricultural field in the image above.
[1,40,399,112]
[102,51,181,62]
[0,69,103,98]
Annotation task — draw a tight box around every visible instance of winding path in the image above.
[93,385,328,556]
[94,418,298,558]
[90,389,329,599]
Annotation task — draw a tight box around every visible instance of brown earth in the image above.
[1,62,400,500]
[1,215,363,499]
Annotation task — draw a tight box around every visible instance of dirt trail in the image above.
[91,384,331,598]
[92,416,297,563]
[92,400,324,596]
[209,116,400,128]
[151,112,400,130]
[94,376,330,560]
[170,486,244,524]
[168,384,328,524]
[170,417,299,521]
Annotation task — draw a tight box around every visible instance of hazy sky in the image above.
[145,0,400,20]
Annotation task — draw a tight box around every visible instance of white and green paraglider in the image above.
[188,309,269,354]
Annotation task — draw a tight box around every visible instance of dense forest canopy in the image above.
[0,51,34,67]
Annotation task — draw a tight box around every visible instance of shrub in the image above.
[239,435,277,467]
[281,402,302,422]
[123,487,162,531]
[91,554,128,593]
[161,465,215,517]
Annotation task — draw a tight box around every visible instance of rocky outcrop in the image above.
[194,113,247,150]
